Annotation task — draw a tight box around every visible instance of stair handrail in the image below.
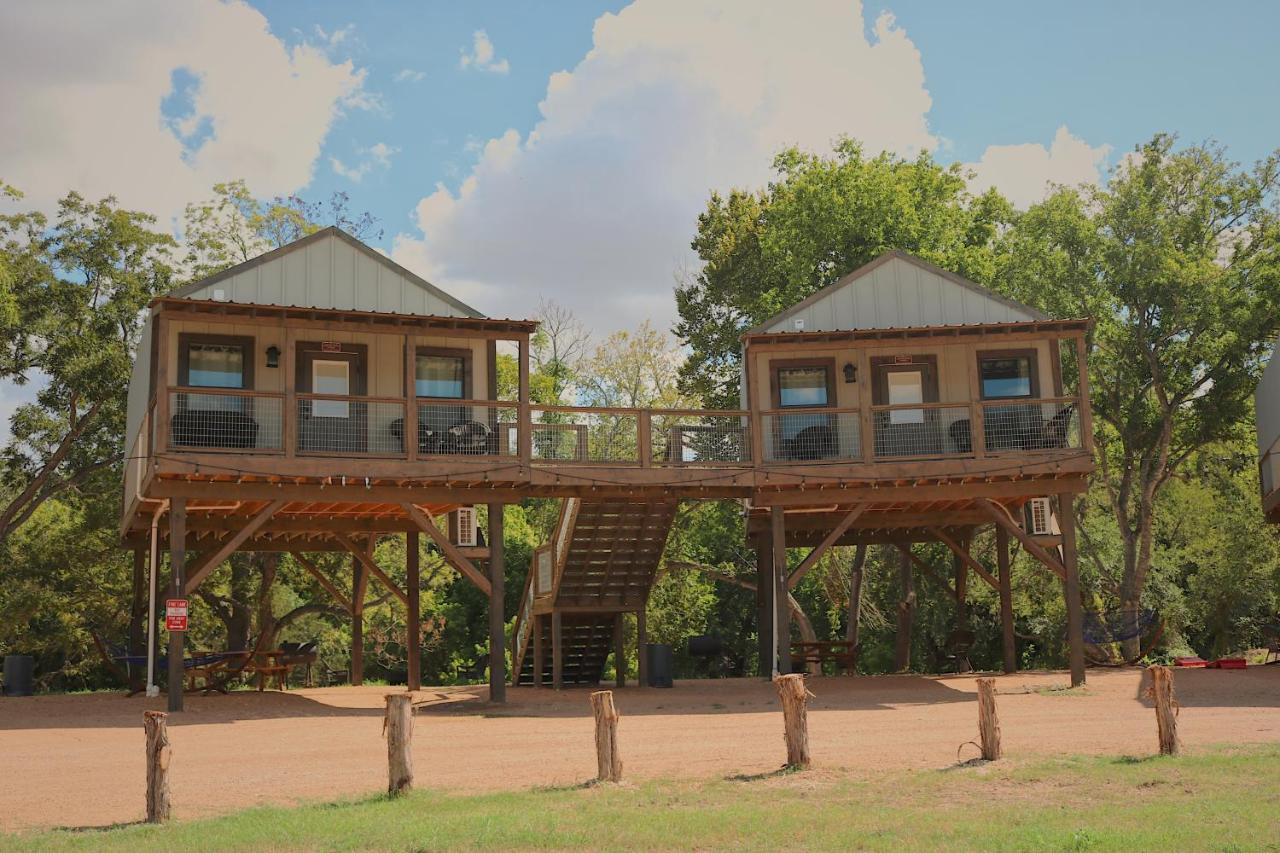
[550,497,581,601]
[511,497,580,683]
[510,558,538,683]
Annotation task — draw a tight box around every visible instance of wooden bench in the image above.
[791,640,859,674]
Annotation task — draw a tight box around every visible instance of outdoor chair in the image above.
[941,629,975,673]
[170,409,259,449]
[783,424,837,460]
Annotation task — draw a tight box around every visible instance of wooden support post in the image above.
[976,677,1002,761]
[385,693,414,795]
[771,507,790,675]
[351,553,368,686]
[954,549,969,628]
[166,498,186,713]
[590,690,623,782]
[614,616,626,687]
[532,614,544,688]
[774,673,811,769]
[756,543,774,679]
[143,710,172,823]
[518,335,532,467]
[996,525,1016,674]
[1149,666,1180,756]
[1075,334,1094,452]
[128,547,145,686]
[894,545,915,672]
[403,333,417,463]
[488,503,506,704]
[1058,493,1086,687]
[636,608,648,688]
[406,531,421,692]
[551,610,564,690]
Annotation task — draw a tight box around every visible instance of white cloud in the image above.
[0,1,371,225]
[459,30,510,74]
[330,141,399,182]
[394,68,427,83]
[395,0,938,329]
[966,125,1111,209]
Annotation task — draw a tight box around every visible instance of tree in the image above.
[675,140,1012,407]
[181,179,383,280]
[996,135,1280,654]
[0,189,174,548]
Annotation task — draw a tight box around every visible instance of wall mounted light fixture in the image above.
[265,345,281,368]
[842,362,856,383]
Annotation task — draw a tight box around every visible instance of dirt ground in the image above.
[1,667,1278,832]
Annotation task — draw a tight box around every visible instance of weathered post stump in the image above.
[590,690,623,782]
[143,710,171,823]
[1149,665,1180,756]
[385,693,415,795]
[774,673,811,769]
[975,677,1002,760]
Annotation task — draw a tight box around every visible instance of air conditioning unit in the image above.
[453,506,478,547]
[1026,497,1053,536]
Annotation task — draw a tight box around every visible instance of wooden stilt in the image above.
[590,690,623,782]
[385,693,414,795]
[774,673,811,769]
[351,552,368,686]
[551,610,564,690]
[1149,665,1180,756]
[636,608,648,688]
[976,677,1002,760]
[532,614,544,688]
[143,710,171,823]
[166,498,186,713]
[894,545,915,671]
[954,548,969,627]
[757,543,774,679]
[406,531,421,692]
[996,525,1016,674]
[488,503,506,704]
[1058,493,1086,687]
[613,616,625,687]
[771,507,790,675]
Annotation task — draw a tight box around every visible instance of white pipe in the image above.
[145,499,169,698]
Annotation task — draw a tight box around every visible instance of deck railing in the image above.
[156,389,1084,468]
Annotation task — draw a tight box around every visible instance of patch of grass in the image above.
[7,745,1280,851]
[1035,684,1092,697]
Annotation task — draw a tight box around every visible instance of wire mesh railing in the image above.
[295,395,405,456]
[530,407,640,463]
[872,403,973,458]
[650,412,751,465]
[411,400,519,457]
[980,398,1080,453]
[761,408,861,462]
[168,388,283,451]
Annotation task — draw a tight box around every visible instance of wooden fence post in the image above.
[1149,666,1180,756]
[385,693,414,795]
[143,710,171,823]
[590,690,623,782]
[774,673,811,769]
[976,678,1002,761]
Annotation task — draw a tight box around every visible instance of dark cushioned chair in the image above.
[170,409,259,449]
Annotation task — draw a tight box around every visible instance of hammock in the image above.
[1082,609,1165,666]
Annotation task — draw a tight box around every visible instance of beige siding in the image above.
[762,256,1039,333]
[182,232,474,318]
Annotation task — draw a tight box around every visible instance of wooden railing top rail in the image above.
[531,403,749,418]
[168,386,283,398]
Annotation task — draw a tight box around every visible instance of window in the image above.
[311,360,350,418]
[416,354,466,398]
[776,366,830,408]
[179,335,253,412]
[979,352,1038,399]
[887,370,925,425]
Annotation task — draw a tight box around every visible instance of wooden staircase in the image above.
[512,497,677,687]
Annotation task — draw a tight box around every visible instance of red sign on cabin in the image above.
[320,341,343,353]
[165,598,189,632]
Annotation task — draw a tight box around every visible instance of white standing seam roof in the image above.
[750,250,1046,334]
[170,227,484,318]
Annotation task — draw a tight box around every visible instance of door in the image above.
[871,356,940,456]
[296,344,368,453]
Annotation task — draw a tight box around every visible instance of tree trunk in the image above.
[1149,666,1180,756]
[895,546,915,671]
[590,690,623,782]
[774,673,811,769]
[846,544,866,651]
[143,711,171,823]
[385,693,414,794]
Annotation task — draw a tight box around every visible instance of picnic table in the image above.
[791,640,859,673]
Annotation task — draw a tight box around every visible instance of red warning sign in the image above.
[165,598,189,632]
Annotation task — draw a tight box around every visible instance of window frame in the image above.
[769,357,836,410]
[414,346,473,400]
[976,348,1041,401]
[177,333,255,390]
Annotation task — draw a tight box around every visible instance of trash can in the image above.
[3,655,33,697]
[644,643,674,688]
